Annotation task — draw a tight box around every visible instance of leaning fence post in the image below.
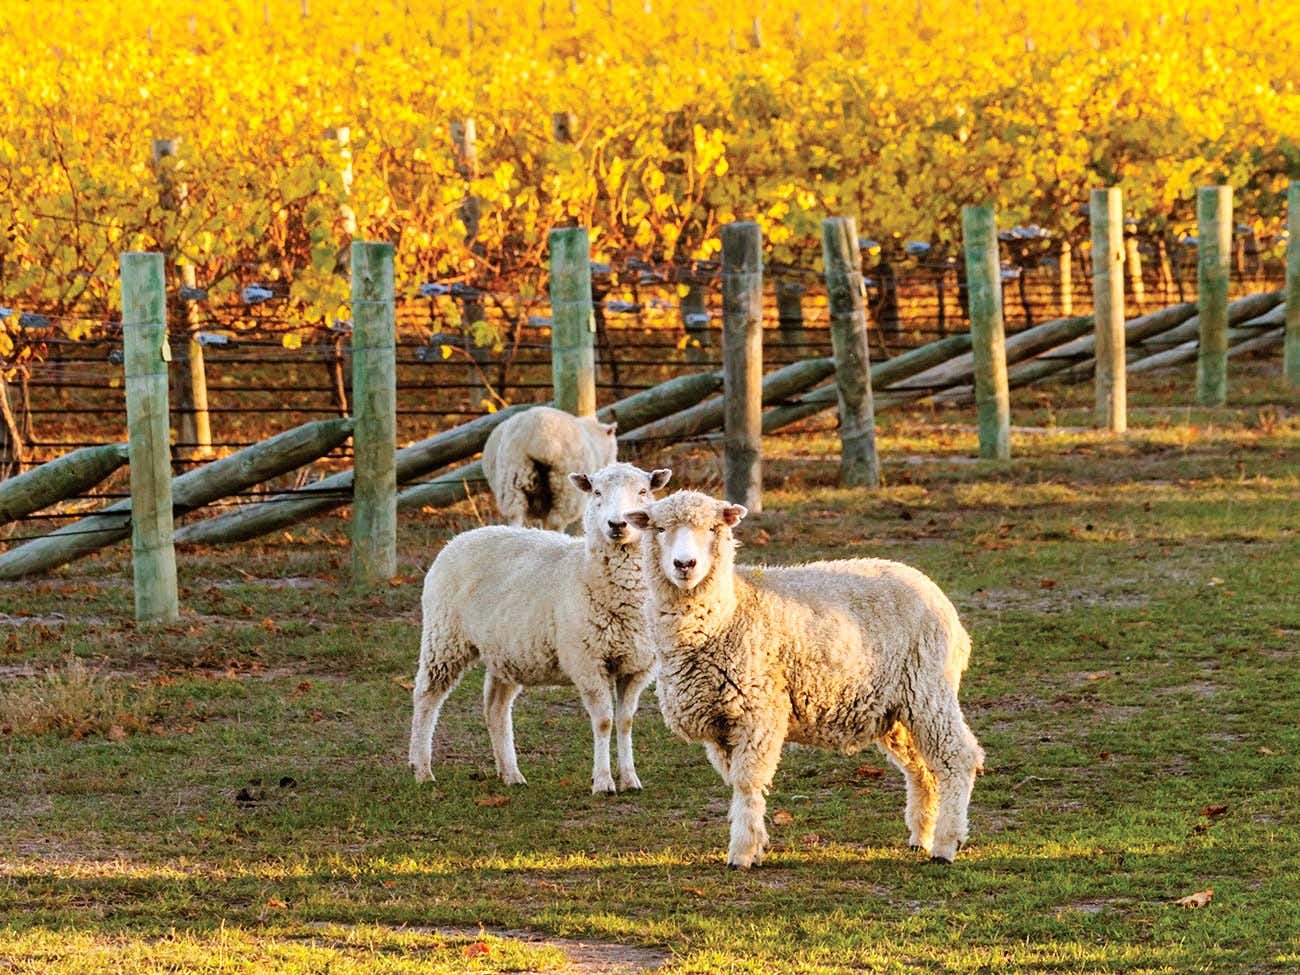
[961,204,1011,459]
[179,265,213,457]
[350,241,397,587]
[1195,186,1232,406]
[549,227,596,416]
[721,221,764,510]
[822,217,881,488]
[1091,188,1127,432]
[121,252,179,623]
[1285,181,1300,387]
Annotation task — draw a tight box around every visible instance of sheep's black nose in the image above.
[673,558,696,571]
[608,519,626,531]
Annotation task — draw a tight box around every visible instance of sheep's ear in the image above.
[649,468,672,490]
[602,421,618,435]
[569,473,593,493]
[720,504,748,526]
[625,510,652,530]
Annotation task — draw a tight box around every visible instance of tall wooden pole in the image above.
[821,217,880,487]
[1285,181,1300,387]
[179,265,212,457]
[1195,186,1232,406]
[121,252,179,623]
[961,204,1011,459]
[350,241,397,586]
[549,227,596,416]
[1091,188,1127,432]
[721,221,764,510]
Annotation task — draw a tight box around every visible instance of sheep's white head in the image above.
[625,491,747,591]
[580,416,619,467]
[570,463,672,546]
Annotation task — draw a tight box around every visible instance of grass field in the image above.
[2,362,1298,974]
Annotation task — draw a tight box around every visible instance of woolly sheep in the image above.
[409,462,672,794]
[481,406,618,531]
[625,491,984,867]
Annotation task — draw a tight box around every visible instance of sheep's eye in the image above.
[655,527,666,535]
[709,526,720,534]
[593,490,602,498]
[638,488,648,496]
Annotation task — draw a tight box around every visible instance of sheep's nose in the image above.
[673,558,696,571]
[608,519,626,531]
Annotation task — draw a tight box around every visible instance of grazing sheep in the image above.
[625,491,984,867]
[409,463,672,794]
[481,406,618,531]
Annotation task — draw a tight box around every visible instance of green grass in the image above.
[2,361,1298,973]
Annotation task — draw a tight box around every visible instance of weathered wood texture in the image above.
[1091,187,1127,432]
[121,252,179,622]
[549,227,597,416]
[1286,182,1300,386]
[350,242,398,586]
[821,216,880,487]
[0,418,354,579]
[0,443,129,526]
[1195,186,1233,406]
[961,204,1011,459]
[721,221,764,509]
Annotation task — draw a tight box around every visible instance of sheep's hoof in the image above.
[908,843,923,852]
[929,855,953,866]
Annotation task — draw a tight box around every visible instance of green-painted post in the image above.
[1091,188,1127,432]
[1195,186,1232,406]
[1286,182,1300,386]
[350,241,397,586]
[821,217,880,488]
[121,252,179,623]
[549,227,596,416]
[721,221,764,510]
[961,204,1011,459]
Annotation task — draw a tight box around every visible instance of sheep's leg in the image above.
[703,742,732,784]
[408,639,474,784]
[613,669,653,792]
[577,682,618,795]
[907,693,985,864]
[483,672,527,786]
[877,721,938,852]
[725,725,785,869]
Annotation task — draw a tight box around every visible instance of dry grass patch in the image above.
[0,657,157,740]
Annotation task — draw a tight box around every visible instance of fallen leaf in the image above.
[1039,578,1057,589]
[801,833,824,846]
[771,809,794,826]
[1174,888,1213,909]
[106,725,127,742]
[1200,804,1229,818]
[854,764,887,780]
[266,897,287,909]
[463,941,490,958]
[1258,746,1278,756]
[381,879,397,889]
[682,886,706,897]
[391,676,415,691]
[751,528,771,546]
[1206,577,1224,587]
[1084,671,1112,682]
[475,795,510,808]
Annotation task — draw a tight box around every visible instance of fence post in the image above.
[121,253,179,623]
[549,227,596,416]
[1056,239,1073,315]
[1195,186,1232,407]
[1124,231,1146,313]
[450,119,490,403]
[961,204,1011,460]
[776,280,806,349]
[350,241,397,587]
[721,221,764,510]
[1091,188,1127,432]
[1285,181,1300,387]
[822,217,881,488]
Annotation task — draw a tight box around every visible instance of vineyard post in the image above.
[549,227,597,416]
[1057,239,1073,315]
[721,221,764,511]
[776,281,806,349]
[450,119,489,403]
[821,217,880,488]
[121,252,179,623]
[324,126,356,415]
[1195,186,1232,407]
[1124,230,1146,312]
[680,273,711,365]
[1091,188,1127,432]
[350,241,398,587]
[1285,181,1300,386]
[151,138,212,460]
[961,204,1011,460]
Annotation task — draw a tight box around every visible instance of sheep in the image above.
[625,491,984,867]
[409,462,672,794]
[481,406,618,531]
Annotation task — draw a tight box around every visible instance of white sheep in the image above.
[409,462,672,794]
[481,406,618,531]
[625,491,984,867]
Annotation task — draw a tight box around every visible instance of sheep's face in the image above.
[626,494,747,591]
[570,463,671,546]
